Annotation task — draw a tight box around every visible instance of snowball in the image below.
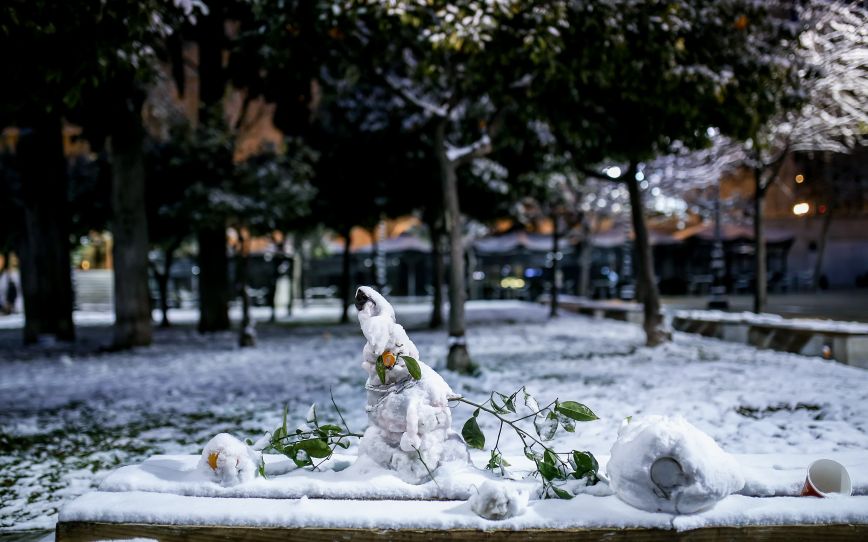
[607,415,744,514]
[469,481,529,520]
[198,433,261,487]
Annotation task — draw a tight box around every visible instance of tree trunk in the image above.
[428,219,444,329]
[370,226,380,289]
[155,244,176,328]
[16,113,75,344]
[436,121,473,373]
[339,228,352,324]
[578,215,593,298]
[625,163,670,346]
[812,204,833,291]
[110,102,153,349]
[549,215,559,318]
[753,170,767,314]
[289,240,302,316]
[268,254,279,323]
[197,227,230,332]
[235,228,255,347]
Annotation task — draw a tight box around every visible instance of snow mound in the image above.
[608,415,744,514]
[198,433,261,487]
[355,287,469,484]
[469,480,529,520]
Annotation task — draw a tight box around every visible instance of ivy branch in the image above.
[449,386,600,499]
[259,393,363,475]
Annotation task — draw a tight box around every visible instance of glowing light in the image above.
[605,166,622,179]
[80,260,91,271]
[793,202,810,216]
[795,174,805,184]
[500,277,525,289]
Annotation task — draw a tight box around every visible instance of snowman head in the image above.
[355,286,395,321]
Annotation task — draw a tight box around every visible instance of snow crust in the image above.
[97,451,868,501]
[608,416,744,514]
[355,287,468,484]
[100,453,515,501]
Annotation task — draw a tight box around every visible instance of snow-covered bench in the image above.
[553,298,644,324]
[672,310,868,368]
[56,452,868,541]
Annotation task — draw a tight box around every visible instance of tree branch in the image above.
[448,133,492,167]
[381,72,449,119]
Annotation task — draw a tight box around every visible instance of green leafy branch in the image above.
[450,386,600,499]
[258,392,362,476]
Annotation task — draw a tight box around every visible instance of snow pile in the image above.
[469,481,529,520]
[608,415,744,514]
[198,433,261,487]
[354,287,468,484]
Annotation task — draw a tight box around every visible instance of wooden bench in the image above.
[55,489,868,542]
[56,521,868,542]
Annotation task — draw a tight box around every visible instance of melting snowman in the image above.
[354,286,468,484]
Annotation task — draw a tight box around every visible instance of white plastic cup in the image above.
[800,459,852,497]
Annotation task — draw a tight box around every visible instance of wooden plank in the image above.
[56,521,868,542]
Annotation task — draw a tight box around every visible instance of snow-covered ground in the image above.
[2,301,867,534]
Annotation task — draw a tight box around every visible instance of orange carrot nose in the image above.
[382,351,396,368]
[207,452,220,470]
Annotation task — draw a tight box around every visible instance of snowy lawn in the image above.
[2,301,868,533]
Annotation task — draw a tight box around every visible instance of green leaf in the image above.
[495,392,516,413]
[290,448,313,467]
[538,460,560,481]
[461,416,485,449]
[486,450,502,471]
[305,404,317,423]
[524,446,542,463]
[555,401,599,422]
[557,413,576,433]
[522,387,540,412]
[571,451,599,480]
[245,438,254,446]
[296,438,332,459]
[318,424,343,434]
[490,393,508,414]
[376,355,386,384]
[534,410,558,441]
[551,486,574,500]
[543,449,558,466]
[401,355,422,380]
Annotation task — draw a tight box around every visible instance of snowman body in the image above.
[355,286,468,483]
